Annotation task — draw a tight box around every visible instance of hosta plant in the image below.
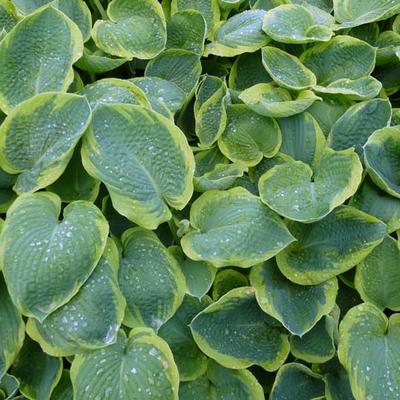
[0,0,399,399]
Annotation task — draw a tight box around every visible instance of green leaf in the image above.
[171,0,220,37]
[70,328,179,400]
[364,126,400,199]
[270,363,325,400]
[350,177,400,233]
[166,10,206,54]
[278,112,326,166]
[0,192,109,321]
[12,0,92,42]
[0,276,24,379]
[329,99,392,156]
[0,374,19,400]
[159,295,211,381]
[0,92,91,193]
[375,31,400,65]
[131,77,186,119]
[11,337,62,400]
[0,0,18,33]
[0,167,16,213]
[191,287,290,370]
[338,303,400,400]
[79,78,149,108]
[81,103,194,229]
[119,228,186,331]
[323,363,354,400]
[218,104,281,166]
[262,4,334,43]
[261,46,317,90]
[239,83,321,118]
[49,370,72,400]
[0,5,83,113]
[179,360,265,400]
[334,0,400,29]
[26,238,126,356]
[204,10,270,57]
[250,259,338,336]
[276,206,387,285]
[180,259,216,299]
[194,75,229,147]
[145,49,202,96]
[355,236,400,311]
[181,187,295,268]
[258,148,362,222]
[92,0,166,59]
[212,269,249,300]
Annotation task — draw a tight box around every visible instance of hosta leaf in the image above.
[293,0,334,12]
[46,147,100,203]
[323,363,354,400]
[26,238,126,356]
[70,328,179,400]
[0,277,24,379]
[190,287,290,370]
[262,4,334,44]
[218,104,281,166]
[12,0,92,41]
[119,228,186,331]
[338,303,400,400]
[334,0,400,29]
[258,148,362,222]
[204,10,270,57]
[212,269,249,300]
[290,313,337,363]
[375,31,400,65]
[181,187,295,268]
[159,295,211,381]
[166,10,206,54]
[180,259,216,298]
[301,36,376,88]
[364,126,400,199]
[81,103,194,229]
[0,5,83,113]
[0,167,16,213]
[145,49,202,96]
[250,259,338,336]
[239,83,321,118]
[0,374,19,400]
[0,92,91,193]
[276,206,387,285]
[270,363,325,400]
[11,337,62,400]
[131,77,186,119]
[0,192,109,321]
[355,236,400,311]
[0,0,18,33]
[278,112,326,166]
[171,0,220,37]
[261,46,317,90]
[195,75,229,147]
[329,99,392,156]
[50,370,72,400]
[92,0,166,60]
[179,360,265,400]
[79,78,149,108]
[350,177,400,233]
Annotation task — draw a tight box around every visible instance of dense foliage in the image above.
[0,0,400,399]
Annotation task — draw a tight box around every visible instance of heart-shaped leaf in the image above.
[212,269,248,300]
[26,238,126,356]
[190,287,290,370]
[262,4,334,43]
[70,328,179,400]
[81,103,194,229]
[0,192,109,321]
[180,259,216,299]
[218,104,281,166]
[119,228,186,331]
[364,126,400,199]
[250,259,338,336]
[92,0,166,59]
[258,148,363,222]
[204,10,270,57]
[181,187,295,268]
[0,92,91,193]
[276,206,387,285]
[0,5,83,113]
[338,303,400,399]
